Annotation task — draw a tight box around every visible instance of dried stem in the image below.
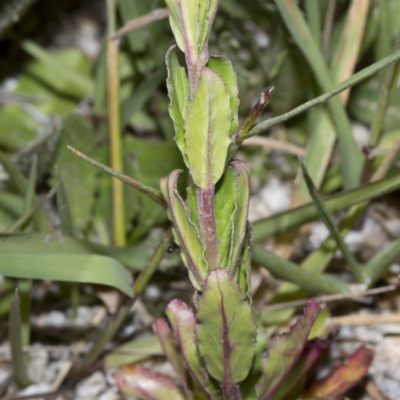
[107,0,125,246]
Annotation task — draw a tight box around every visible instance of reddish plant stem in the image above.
[196,186,220,269]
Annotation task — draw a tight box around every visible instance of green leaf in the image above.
[22,41,94,96]
[105,335,163,370]
[215,161,250,273]
[164,0,187,53]
[365,237,400,286]
[197,0,219,54]
[0,253,133,297]
[164,0,218,59]
[257,300,320,399]
[197,269,256,386]
[115,364,186,400]
[244,48,400,141]
[274,0,362,188]
[234,225,252,299]
[0,233,155,272]
[252,174,400,241]
[300,160,364,283]
[165,300,210,393]
[166,46,189,163]
[185,67,232,188]
[9,290,31,388]
[51,114,100,233]
[160,170,208,289]
[207,55,239,135]
[252,244,349,294]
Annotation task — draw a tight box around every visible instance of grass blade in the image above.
[252,173,400,241]
[22,40,94,95]
[365,238,400,286]
[0,233,157,272]
[68,146,166,208]
[242,48,400,141]
[9,289,31,388]
[252,244,349,294]
[0,253,134,297]
[5,184,58,234]
[300,160,364,283]
[134,227,173,293]
[0,150,50,232]
[274,0,362,188]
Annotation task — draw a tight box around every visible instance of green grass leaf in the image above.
[252,244,349,294]
[9,290,31,388]
[252,173,400,241]
[300,159,364,283]
[22,40,94,96]
[0,253,133,297]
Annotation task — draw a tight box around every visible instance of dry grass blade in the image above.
[333,313,400,325]
[113,8,169,39]
[242,137,306,156]
[264,285,396,311]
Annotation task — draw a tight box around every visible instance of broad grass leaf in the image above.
[0,253,133,297]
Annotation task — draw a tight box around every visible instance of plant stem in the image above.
[196,186,220,269]
[107,0,126,247]
[240,49,400,142]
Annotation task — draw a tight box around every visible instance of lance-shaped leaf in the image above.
[165,299,211,396]
[166,46,189,163]
[305,346,374,398]
[153,318,189,394]
[115,364,186,400]
[160,170,208,289]
[215,161,250,274]
[197,269,256,389]
[207,55,239,135]
[257,300,320,400]
[185,67,232,188]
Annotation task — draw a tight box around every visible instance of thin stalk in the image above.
[239,49,400,141]
[107,0,125,247]
[133,227,173,293]
[67,146,166,208]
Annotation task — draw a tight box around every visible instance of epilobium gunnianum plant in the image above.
[114,2,329,399]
